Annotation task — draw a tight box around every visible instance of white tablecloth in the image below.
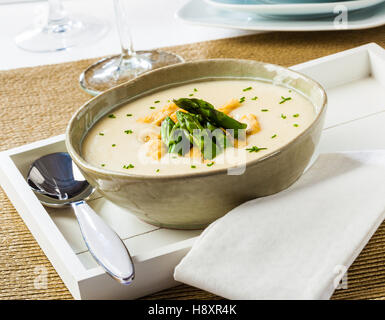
[0,0,256,71]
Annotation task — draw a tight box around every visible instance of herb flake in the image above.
[279,96,292,104]
[243,87,252,92]
[246,146,267,153]
[123,164,134,169]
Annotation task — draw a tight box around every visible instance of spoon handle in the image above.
[71,200,135,284]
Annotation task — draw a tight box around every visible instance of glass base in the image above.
[15,15,108,53]
[79,50,184,96]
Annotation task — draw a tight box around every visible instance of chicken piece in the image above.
[217,99,241,115]
[145,138,165,160]
[137,127,161,143]
[138,103,180,126]
[240,114,261,135]
[169,112,178,123]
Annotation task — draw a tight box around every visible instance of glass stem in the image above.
[47,0,68,25]
[113,0,135,59]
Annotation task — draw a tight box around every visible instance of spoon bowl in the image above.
[28,152,94,207]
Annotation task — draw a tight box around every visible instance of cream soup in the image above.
[82,80,316,175]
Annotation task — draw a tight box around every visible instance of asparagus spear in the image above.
[168,121,191,155]
[176,111,217,160]
[205,121,217,132]
[173,98,247,137]
[205,121,232,150]
[161,116,175,147]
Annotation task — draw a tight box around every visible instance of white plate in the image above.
[177,0,385,31]
[1,43,385,299]
[205,0,385,16]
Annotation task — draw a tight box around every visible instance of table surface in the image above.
[0,0,255,71]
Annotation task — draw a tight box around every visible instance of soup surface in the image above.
[82,79,316,175]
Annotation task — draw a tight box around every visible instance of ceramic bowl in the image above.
[66,59,327,229]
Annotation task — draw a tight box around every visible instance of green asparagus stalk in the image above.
[160,116,175,147]
[168,121,191,156]
[176,111,217,160]
[205,121,217,132]
[205,121,232,150]
[173,98,247,138]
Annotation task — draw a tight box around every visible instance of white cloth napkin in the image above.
[174,151,385,300]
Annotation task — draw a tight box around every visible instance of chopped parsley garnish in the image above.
[246,146,267,153]
[251,96,258,100]
[193,88,198,92]
[239,97,246,103]
[261,109,269,112]
[112,144,116,147]
[207,162,215,167]
[156,169,160,173]
[279,96,292,104]
[126,113,132,117]
[150,106,156,109]
[99,132,104,136]
[108,114,116,118]
[124,129,133,134]
[243,87,252,92]
[191,165,196,169]
[281,114,287,119]
[293,124,299,127]
[189,93,194,96]
[271,134,277,139]
[293,114,299,118]
[154,100,160,104]
[101,164,105,167]
[123,164,134,169]
[289,90,292,93]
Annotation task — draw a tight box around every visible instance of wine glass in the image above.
[79,0,184,96]
[15,0,108,52]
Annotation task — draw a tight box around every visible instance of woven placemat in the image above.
[1,25,385,300]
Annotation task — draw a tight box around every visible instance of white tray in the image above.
[177,0,385,31]
[1,43,385,300]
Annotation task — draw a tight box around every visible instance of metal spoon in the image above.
[27,152,134,284]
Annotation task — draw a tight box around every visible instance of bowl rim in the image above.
[66,58,327,181]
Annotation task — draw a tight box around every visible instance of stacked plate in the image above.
[176,0,385,31]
